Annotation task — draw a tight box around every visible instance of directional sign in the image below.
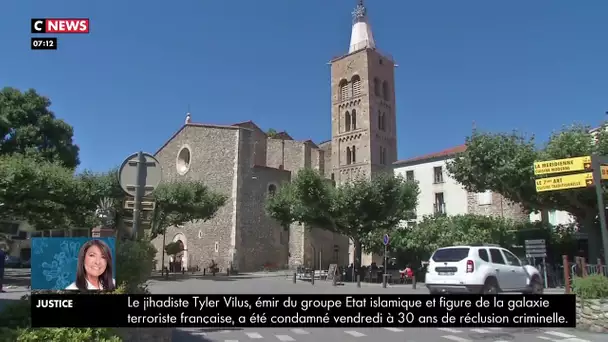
[524,239,546,245]
[535,172,593,192]
[383,234,390,246]
[525,239,547,258]
[534,156,591,176]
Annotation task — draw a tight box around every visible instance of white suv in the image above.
[425,245,543,294]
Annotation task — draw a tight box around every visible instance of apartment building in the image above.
[393,145,529,224]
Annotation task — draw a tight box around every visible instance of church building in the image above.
[151,0,396,272]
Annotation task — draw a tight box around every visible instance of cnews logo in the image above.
[31,19,90,34]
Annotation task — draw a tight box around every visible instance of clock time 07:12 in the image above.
[31,37,58,50]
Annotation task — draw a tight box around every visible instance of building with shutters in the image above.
[393,145,530,225]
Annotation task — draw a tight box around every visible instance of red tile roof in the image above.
[394,144,467,166]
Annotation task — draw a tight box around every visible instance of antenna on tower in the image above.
[472,120,477,131]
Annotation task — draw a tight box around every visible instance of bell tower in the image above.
[330,0,398,265]
[330,0,397,185]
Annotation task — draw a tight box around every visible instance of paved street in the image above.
[146,272,604,342]
[173,326,601,342]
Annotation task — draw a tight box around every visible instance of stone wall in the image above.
[237,165,291,271]
[467,191,528,221]
[575,297,608,333]
[152,124,242,272]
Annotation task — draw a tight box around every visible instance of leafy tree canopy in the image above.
[149,181,228,239]
[266,128,278,137]
[447,125,608,221]
[0,87,80,168]
[0,154,83,230]
[447,125,608,259]
[389,214,578,265]
[164,241,184,256]
[265,169,419,268]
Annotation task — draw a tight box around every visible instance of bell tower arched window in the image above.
[268,184,277,196]
[345,111,351,132]
[351,75,361,97]
[382,81,390,101]
[351,145,356,163]
[346,147,352,165]
[351,109,357,130]
[378,110,385,131]
[374,78,381,96]
[339,79,349,101]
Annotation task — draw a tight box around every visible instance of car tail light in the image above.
[466,260,474,273]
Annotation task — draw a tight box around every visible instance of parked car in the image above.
[425,244,543,294]
[4,255,22,268]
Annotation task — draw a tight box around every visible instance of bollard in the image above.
[382,274,387,288]
[356,275,361,288]
[563,255,571,294]
[412,275,417,289]
[293,272,297,284]
[311,273,315,285]
[203,268,206,276]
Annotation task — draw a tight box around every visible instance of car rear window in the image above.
[431,248,470,262]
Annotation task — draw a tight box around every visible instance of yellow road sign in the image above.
[535,172,593,192]
[534,156,591,175]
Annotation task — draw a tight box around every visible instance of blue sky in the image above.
[2,0,607,172]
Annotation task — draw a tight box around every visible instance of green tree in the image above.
[149,180,228,238]
[447,125,608,259]
[0,87,80,168]
[164,241,184,256]
[266,128,278,138]
[0,154,83,230]
[390,214,517,261]
[265,169,419,269]
[75,169,125,228]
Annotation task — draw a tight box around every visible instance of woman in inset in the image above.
[65,239,116,291]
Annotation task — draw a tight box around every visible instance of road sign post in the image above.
[592,155,608,261]
[525,239,548,288]
[534,155,608,263]
[382,234,389,288]
[118,152,162,239]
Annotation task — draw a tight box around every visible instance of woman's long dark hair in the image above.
[75,239,115,291]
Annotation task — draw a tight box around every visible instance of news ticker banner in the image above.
[32,294,575,328]
[30,18,90,51]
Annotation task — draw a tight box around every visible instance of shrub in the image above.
[0,287,131,341]
[572,275,608,299]
[115,238,157,293]
[14,328,121,342]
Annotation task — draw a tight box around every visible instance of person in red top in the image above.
[405,265,414,279]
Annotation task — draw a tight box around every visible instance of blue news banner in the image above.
[31,294,576,328]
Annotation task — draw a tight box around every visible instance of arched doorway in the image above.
[172,233,188,271]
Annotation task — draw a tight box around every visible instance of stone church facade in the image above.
[151,1,394,272]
